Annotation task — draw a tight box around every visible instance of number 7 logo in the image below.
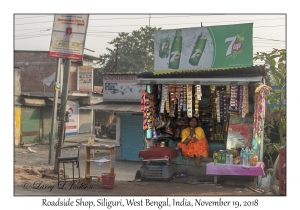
[225,36,237,57]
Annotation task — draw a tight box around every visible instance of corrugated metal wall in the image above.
[119,113,144,161]
[79,109,92,133]
[21,107,40,144]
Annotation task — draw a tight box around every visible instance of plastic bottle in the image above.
[243,147,250,167]
[240,148,245,165]
[229,153,233,164]
[226,151,230,164]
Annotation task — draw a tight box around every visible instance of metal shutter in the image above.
[120,113,144,161]
[79,109,92,133]
[21,107,40,144]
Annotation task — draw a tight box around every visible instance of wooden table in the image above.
[82,144,116,184]
[206,162,265,188]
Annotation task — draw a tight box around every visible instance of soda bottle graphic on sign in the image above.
[189,34,207,66]
[159,38,170,58]
[168,30,182,69]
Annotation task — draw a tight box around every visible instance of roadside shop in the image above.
[137,23,271,186]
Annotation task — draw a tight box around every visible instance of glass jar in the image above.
[250,153,258,166]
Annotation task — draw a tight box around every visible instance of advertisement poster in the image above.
[103,75,144,102]
[49,14,89,60]
[65,102,78,135]
[78,66,93,92]
[154,23,253,73]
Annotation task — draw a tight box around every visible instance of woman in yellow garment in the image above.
[177,117,209,166]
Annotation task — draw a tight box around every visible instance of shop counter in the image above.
[206,162,265,188]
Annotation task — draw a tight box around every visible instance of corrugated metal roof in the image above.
[80,102,141,113]
[103,72,142,75]
[137,65,266,78]
[138,76,263,85]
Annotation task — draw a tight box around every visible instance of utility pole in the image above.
[149,14,151,26]
[54,59,71,174]
[108,44,118,73]
[48,58,61,165]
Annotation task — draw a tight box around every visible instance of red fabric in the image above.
[139,146,178,162]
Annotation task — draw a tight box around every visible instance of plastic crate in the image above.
[140,164,173,181]
[279,179,286,195]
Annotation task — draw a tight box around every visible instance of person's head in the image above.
[189,117,199,128]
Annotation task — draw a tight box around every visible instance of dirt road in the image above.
[14,136,274,196]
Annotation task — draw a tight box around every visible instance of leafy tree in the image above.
[254,48,286,168]
[97,26,161,73]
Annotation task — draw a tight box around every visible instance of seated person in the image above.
[177,117,209,166]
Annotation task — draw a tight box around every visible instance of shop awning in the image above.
[23,98,46,106]
[137,76,264,85]
[47,98,80,105]
[80,103,141,113]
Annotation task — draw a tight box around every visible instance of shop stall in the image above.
[136,23,271,186]
[137,66,270,185]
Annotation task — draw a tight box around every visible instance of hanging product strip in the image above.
[183,84,187,112]
[242,85,249,118]
[194,85,198,117]
[186,84,193,118]
[160,85,167,114]
[238,85,243,115]
[230,85,238,111]
[220,88,225,121]
[169,84,175,117]
[215,90,221,122]
[176,85,183,119]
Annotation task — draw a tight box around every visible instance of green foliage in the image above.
[254,49,286,168]
[97,26,161,73]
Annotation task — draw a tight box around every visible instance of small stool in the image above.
[57,145,80,186]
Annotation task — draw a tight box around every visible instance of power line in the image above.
[254,25,285,28]
[254,37,285,42]
[118,51,146,71]
[87,22,285,28]
[15,15,53,19]
[15,20,53,25]
[15,27,53,31]
[89,15,193,21]
[15,16,285,27]
[15,33,51,40]
[15,29,51,36]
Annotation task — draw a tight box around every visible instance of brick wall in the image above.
[14,51,58,93]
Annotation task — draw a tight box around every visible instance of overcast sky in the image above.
[14,14,286,66]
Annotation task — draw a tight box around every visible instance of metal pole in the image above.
[54,59,71,174]
[48,58,61,165]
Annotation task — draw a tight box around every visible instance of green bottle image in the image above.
[189,34,207,66]
[168,30,182,69]
[159,38,170,58]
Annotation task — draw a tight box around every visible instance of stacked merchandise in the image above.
[187,85,193,118]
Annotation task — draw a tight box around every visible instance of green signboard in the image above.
[154,23,253,74]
